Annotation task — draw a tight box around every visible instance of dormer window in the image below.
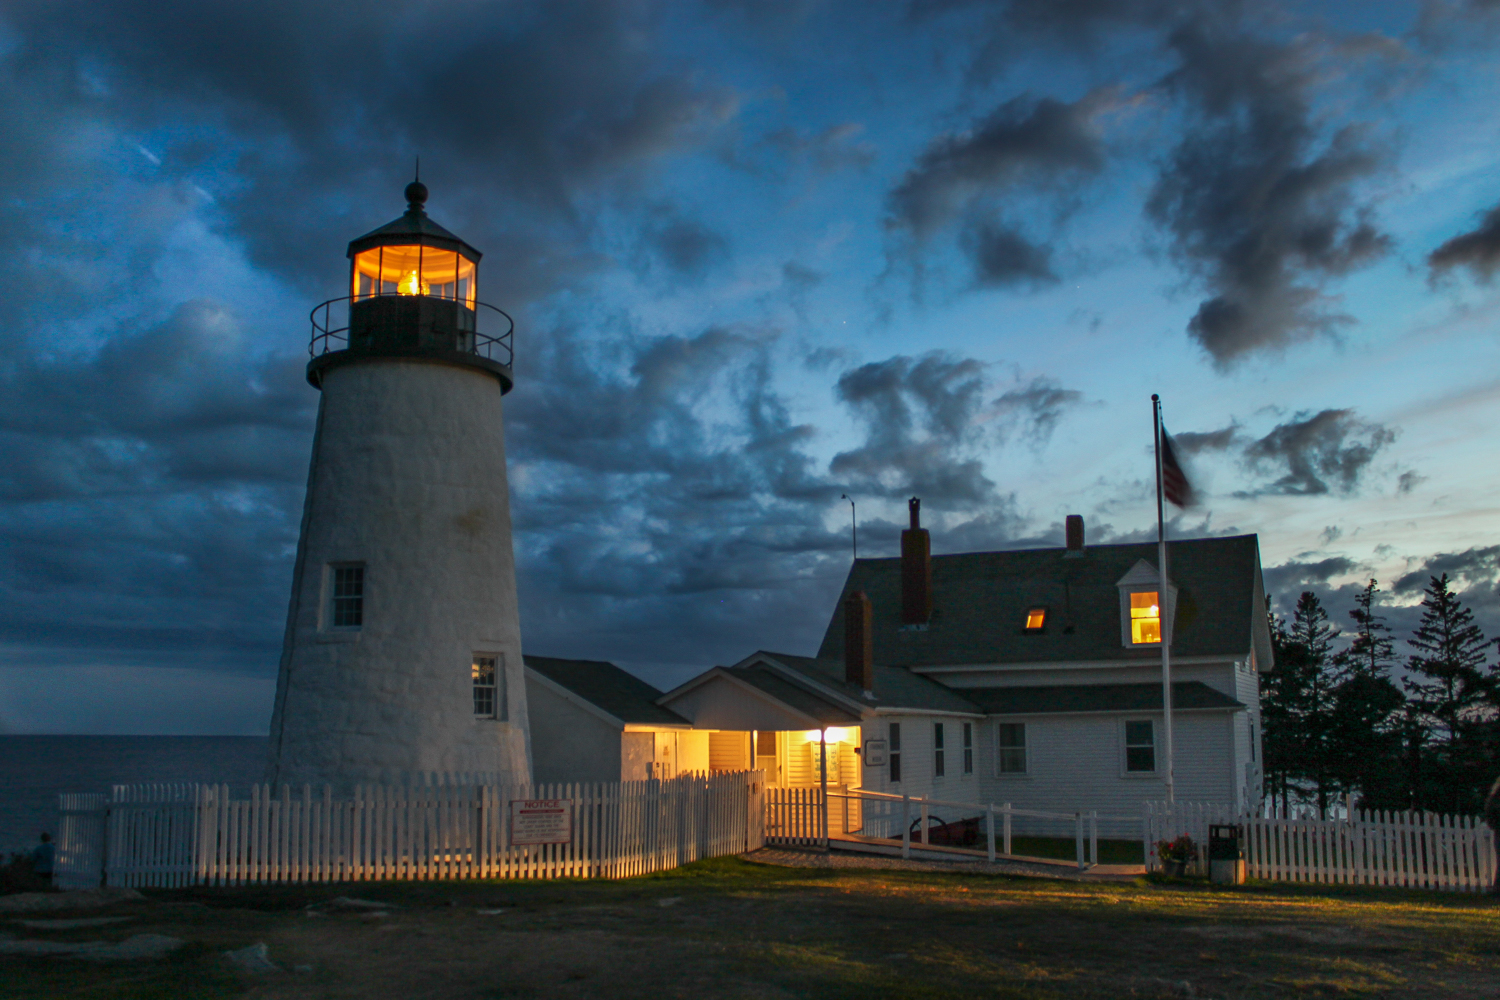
[1024,607,1046,631]
[1129,592,1161,644]
[1116,559,1175,648]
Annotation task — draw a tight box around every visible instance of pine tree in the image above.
[1405,574,1489,745]
[1262,591,1339,815]
[1328,580,1405,808]
[1262,603,1307,813]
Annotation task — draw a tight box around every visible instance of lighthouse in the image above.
[265,181,531,789]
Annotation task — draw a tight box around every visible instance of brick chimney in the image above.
[901,497,932,625]
[843,590,874,692]
[1065,514,1085,558]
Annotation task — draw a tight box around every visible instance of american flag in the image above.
[1160,426,1196,508]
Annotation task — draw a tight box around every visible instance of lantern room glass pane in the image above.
[352,245,477,305]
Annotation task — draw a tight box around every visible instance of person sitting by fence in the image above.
[30,833,55,887]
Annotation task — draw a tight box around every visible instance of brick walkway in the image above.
[742,847,1143,882]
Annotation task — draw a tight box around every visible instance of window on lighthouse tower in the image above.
[473,654,506,720]
[328,564,364,629]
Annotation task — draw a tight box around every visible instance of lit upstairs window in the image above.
[1024,607,1046,631]
[1130,591,1161,644]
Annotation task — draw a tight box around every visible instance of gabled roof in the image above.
[711,661,863,726]
[969,681,1244,715]
[815,535,1272,670]
[747,652,982,716]
[523,655,689,727]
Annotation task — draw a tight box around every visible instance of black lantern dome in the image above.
[308,184,513,392]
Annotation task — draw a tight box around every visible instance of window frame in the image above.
[888,722,901,784]
[933,722,945,778]
[962,722,973,774]
[471,652,506,721]
[1116,577,1177,649]
[1122,718,1157,775]
[996,721,1028,776]
[325,562,366,631]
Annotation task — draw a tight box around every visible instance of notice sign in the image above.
[862,738,888,767]
[509,799,572,845]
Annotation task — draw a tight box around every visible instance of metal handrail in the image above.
[308,294,515,369]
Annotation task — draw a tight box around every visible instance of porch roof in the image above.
[750,651,982,715]
[968,681,1243,715]
[524,655,690,727]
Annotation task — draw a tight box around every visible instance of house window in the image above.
[1125,720,1156,772]
[888,722,901,783]
[933,723,945,778]
[1024,607,1046,631]
[472,654,505,720]
[998,723,1027,774]
[962,722,973,774]
[329,564,364,628]
[1129,591,1161,644]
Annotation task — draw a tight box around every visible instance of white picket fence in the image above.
[56,771,765,889]
[767,786,1135,868]
[1144,800,1497,892]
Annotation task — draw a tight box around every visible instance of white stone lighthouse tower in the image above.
[266,181,531,789]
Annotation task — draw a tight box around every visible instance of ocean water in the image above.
[0,736,269,857]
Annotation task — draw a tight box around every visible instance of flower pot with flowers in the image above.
[1155,835,1198,877]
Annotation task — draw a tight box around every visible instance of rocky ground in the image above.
[1,854,1497,999]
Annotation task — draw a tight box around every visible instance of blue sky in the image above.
[2,0,1500,734]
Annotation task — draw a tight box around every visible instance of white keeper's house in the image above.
[526,501,1272,828]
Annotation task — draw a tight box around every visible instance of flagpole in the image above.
[1152,394,1176,805]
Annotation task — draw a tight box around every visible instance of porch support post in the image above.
[819,730,829,851]
[986,805,996,862]
[901,795,910,859]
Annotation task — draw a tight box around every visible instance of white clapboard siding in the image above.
[1143,800,1498,893]
[60,771,765,888]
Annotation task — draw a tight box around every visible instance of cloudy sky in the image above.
[3,0,1500,734]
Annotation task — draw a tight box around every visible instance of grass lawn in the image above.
[2,856,1496,999]
[1001,835,1145,864]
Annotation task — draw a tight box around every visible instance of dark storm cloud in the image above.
[961,222,1057,288]
[991,377,1084,443]
[1393,546,1500,599]
[1263,555,1359,599]
[830,353,995,504]
[1172,423,1239,454]
[3,0,740,297]
[1428,203,1500,283]
[888,91,1109,240]
[928,1,1400,364]
[1148,19,1395,366]
[640,206,730,276]
[0,302,311,669]
[1240,409,1396,496]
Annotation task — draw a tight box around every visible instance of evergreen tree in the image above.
[1262,592,1339,815]
[1405,574,1490,745]
[1328,580,1405,809]
[1262,602,1307,813]
[1404,574,1494,813]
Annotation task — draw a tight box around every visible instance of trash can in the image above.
[1208,823,1246,885]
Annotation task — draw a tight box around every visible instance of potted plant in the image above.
[1155,835,1198,877]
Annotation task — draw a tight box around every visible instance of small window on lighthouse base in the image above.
[473,654,505,720]
[327,563,364,630]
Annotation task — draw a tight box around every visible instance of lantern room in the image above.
[308,179,514,393]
